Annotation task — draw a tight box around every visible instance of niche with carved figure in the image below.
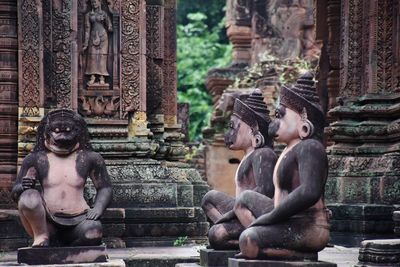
[78,0,120,118]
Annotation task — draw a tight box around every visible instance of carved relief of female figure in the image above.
[83,0,112,86]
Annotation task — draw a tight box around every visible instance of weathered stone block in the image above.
[355,239,400,266]
[324,176,339,203]
[327,204,394,220]
[18,246,107,265]
[200,249,238,267]
[380,176,400,204]
[394,211,400,236]
[177,184,194,207]
[125,222,209,237]
[111,183,178,207]
[338,177,378,204]
[228,258,337,267]
[124,207,195,220]
[103,223,126,238]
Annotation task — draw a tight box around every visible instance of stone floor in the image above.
[0,245,359,267]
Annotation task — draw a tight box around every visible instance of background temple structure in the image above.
[0,0,400,256]
[0,0,208,250]
[202,0,400,246]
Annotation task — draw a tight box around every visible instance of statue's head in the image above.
[224,89,273,150]
[271,72,325,144]
[90,0,101,9]
[34,109,92,155]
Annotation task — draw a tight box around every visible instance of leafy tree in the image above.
[177,11,231,141]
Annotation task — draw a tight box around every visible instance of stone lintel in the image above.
[200,249,238,267]
[17,245,107,265]
[228,258,337,267]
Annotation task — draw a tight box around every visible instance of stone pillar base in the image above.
[355,239,400,267]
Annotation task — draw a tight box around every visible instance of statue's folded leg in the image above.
[208,219,244,250]
[57,219,103,246]
[202,190,235,223]
[17,189,50,246]
[234,190,274,227]
[238,218,329,259]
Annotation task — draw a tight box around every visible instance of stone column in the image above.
[0,1,18,208]
[324,0,400,244]
[225,0,252,66]
[17,0,45,162]
[146,0,165,144]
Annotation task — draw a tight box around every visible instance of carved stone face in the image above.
[224,115,253,151]
[91,0,100,9]
[44,118,80,154]
[273,105,301,144]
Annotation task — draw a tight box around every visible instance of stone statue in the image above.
[83,0,112,86]
[11,109,112,247]
[202,89,277,250]
[234,72,330,259]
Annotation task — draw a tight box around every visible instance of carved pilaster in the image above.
[146,0,164,139]
[0,1,18,208]
[325,0,400,239]
[120,0,149,137]
[52,0,74,109]
[163,0,177,127]
[339,0,363,97]
[18,0,44,117]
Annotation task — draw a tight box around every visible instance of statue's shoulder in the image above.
[78,149,105,163]
[296,139,327,160]
[23,151,46,164]
[252,146,278,161]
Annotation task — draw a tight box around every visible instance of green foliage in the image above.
[177,10,232,141]
[173,236,188,246]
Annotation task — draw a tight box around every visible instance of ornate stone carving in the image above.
[163,0,177,124]
[146,3,164,118]
[52,0,73,108]
[0,0,18,207]
[19,0,43,116]
[83,0,113,87]
[339,0,363,97]
[120,0,143,117]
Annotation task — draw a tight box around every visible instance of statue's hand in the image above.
[249,213,272,227]
[87,207,102,220]
[22,176,36,190]
[215,210,236,224]
[82,45,88,51]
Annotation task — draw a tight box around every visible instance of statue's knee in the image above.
[201,190,218,210]
[239,228,259,250]
[18,189,42,211]
[208,224,228,248]
[85,220,102,238]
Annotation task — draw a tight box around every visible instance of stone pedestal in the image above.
[200,249,238,267]
[228,258,337,267]
[17,246,107,265]
[355,239,400,267]
[394,211,400,236]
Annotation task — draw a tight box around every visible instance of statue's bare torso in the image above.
[43,152,89,215]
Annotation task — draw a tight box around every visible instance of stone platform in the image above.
[200,249,238,267]
[18,246,107,265]
[228,258,337,267]
[0,245,359,267]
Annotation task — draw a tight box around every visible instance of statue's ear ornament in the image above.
[299,107,314,139]
[253,130,265,148]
